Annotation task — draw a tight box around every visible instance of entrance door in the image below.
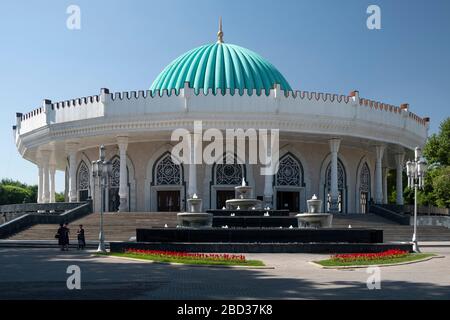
[276,191,300,212]
[157,191,180,212]
[360,192,368,214]
[109,188,120,212]
[216,190,235,209]
[79,190,89,202]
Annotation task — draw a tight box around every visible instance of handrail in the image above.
[0,202,85,214]
[370,205,410,225]
[0,201,92,239]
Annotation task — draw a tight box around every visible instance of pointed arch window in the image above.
[276,154,303,186]
[110,158,121,188]
[214,154,244,185]
[155,153,182,185]
[359,162,371,213]
[77,161,90,201]
[325,160,347,213]
[77,161,90,191]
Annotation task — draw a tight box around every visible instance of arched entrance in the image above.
[211,153,245,209]
[152,152,184,212]
[359,162,371,214]
[324,159,347,213]
[274,153,305,212]
[107,157,130,212]
[76,161,90,201]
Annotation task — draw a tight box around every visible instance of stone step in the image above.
[7,212,450,243]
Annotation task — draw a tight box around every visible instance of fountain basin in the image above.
[187,198,202,213]
[234,185,253,199]
[177,212,213,228]
[296,213,333,228]
[307,199,322,213]
[225,198,262,210]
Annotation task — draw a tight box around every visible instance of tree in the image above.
[0,185,32,204]
[423,118,450,166]
[432,166,450,208]
[415,117,450,208]
[0,179,38,205]
[55,192,66,202]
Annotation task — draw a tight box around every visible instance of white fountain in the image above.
[295,194,333,228]
[225,178,263,210]
[177,193,213,228]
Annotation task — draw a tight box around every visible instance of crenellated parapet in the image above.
[14,84,429,150]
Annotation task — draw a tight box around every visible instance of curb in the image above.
[309,254,444,269]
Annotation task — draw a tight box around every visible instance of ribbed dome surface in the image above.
[150,42,292,95]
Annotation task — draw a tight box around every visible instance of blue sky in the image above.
[0,0,449,191]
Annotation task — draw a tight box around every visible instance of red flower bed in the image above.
[331,250,409,262]
[125,249,246,262]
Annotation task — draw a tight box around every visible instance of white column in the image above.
[375,145,385,204]
[49,164,56,203]
[42,164,50,204]
[41,150,50,203]
[395,153,405,205]
[383,167,388,204]
[263,139,274,207]
[37,163,43,203]
[329,139,341,212]
[66,143,78,202]
[89,164,95,200]
[187,133,200,198]
[263,174,274,208]
[118,136,129,212]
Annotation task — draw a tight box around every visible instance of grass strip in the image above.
[106,252,265,266]
[315,253,435,267]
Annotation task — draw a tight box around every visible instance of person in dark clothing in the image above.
[63,223,70,251]
[77,225,86,250]
[56,223,65,251]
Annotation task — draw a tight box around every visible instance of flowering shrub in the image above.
[125,249,246,262]
[331,250,409,262]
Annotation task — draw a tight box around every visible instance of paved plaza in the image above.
[0,245,449,300]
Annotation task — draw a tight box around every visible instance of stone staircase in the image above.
[333,214,450,242]
[7,212,450,243]
[8,212,178,242]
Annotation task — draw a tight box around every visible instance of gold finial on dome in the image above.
[217,17,224,43]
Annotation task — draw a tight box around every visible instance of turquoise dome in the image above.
[150,42,292,96]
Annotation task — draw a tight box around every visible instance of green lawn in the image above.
[106,252,265,267]
[315,253,435,267]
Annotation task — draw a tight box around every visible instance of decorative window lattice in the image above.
[109,159,121,188]
[77,162,90,191]
[326,161,345,190]
[155,154,181,185]
[360,163,370,193]
[276,155,301,186]
[215,161,243,185]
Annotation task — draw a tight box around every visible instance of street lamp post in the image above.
[406,147,427,253]
[92,145,112,253]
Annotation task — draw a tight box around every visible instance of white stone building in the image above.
[13,27,429,214]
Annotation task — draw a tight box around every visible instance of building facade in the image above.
[13,28,429,214]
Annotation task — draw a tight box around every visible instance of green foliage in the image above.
[0,179,38,205]
[423,118,450,166]
[400,117,450,208]
[55,192,66,202]
[432,166,450,208]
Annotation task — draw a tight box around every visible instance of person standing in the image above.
[77,224,86,250]
[55,223,65,251]
[63,223,70,251]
